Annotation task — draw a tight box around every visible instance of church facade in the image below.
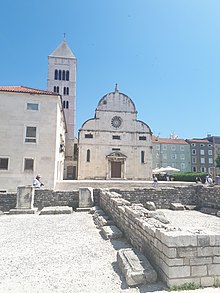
[77,85,153,180]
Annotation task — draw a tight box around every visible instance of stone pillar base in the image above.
[9,208,38,215]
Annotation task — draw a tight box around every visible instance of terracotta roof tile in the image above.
[0,86,58,96]
[152,135,188,144]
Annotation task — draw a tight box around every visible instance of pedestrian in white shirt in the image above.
[33,175,44,189]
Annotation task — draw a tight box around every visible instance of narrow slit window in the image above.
[86,149,90,162]
[141,151,145,164]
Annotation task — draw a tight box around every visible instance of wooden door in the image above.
[111,161,121,178]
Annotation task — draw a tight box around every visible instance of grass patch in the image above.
[167,282,200,291]
[214,278,220,288]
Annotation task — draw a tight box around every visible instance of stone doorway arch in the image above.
[106,152,127,179]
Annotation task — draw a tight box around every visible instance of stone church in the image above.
[48,39,153,180]
[77,85,153,180]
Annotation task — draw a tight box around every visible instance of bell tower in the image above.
[48,37,77,179]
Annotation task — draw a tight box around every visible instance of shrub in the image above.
[172,172,206,183]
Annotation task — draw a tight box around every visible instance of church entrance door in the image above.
[111,161,121,178]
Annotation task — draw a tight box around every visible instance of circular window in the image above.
[111,116,122,128]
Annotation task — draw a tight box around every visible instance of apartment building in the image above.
[0,86,66,192]
[152,136,191,172]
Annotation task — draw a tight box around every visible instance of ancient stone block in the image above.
[117,248,157,286]
[191,265,207,277]
[145,201,156,211]
[78,187,93,208]
[9,186,37,214]
[201,276,215,287]
[39,206,72,215]
[170,203,185,210]
[101,225,123,239]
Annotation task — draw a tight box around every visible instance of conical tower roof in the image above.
[49,38,76,59]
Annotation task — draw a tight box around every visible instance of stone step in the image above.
[9,208,38,215]
[101,225,123,239]
[39,206,73,215]
[117,248,157,286]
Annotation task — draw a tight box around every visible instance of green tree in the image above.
[216,153,220,168]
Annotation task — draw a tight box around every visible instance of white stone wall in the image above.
[78,90,152,180]
[0,91,65,191]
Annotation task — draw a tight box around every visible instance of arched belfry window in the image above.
[63,100,69,109]
[59,70,62,80]
[86,149,90,162]
[66,87,69,95]
[62,70,65,80]
[54,86,59,93]
[54,70,58,80]
[66,71,69,81]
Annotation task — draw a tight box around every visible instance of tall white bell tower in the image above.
[48,37,77,179]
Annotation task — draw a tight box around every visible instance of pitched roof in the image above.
[49,39,76,59]
[0,86,58,96]
[152,135,188,145]
[186,139,209,143]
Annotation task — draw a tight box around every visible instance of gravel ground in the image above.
[0,211,219,293]
[160,209,220,234]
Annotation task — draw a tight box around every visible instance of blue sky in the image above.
[1,0,220,139]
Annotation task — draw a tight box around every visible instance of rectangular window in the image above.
[192,157,197,163]
[171,145,176,151]
[181,163,185,170]
[25,126,37,143]
[192,166,197,172]
[85,133,93,138]
[209,158,213,164]
[180,154,185,160]
[139,136,146,141]
[0,158,9,170]
[201,167,206,172]
[112,148,120,151]
[112,135,120,140]
[171,154,177,160]
[163,154,167,160]
[27,103,39,111]
[162,145,167,150]
[180,146,185,151]
[208,150,213,155]
[24,158,34,171]
[200,149,205,155]
[156,145,160,150]
[201,157,205,164]
[192,149,196,155]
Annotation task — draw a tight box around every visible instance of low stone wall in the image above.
[0,192,16,212]
[99,189,220,288]
[0,189,100,212]
[109,185,220,210]
[1,185,220,212]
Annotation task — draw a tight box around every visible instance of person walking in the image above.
[152,174,158,188]
[33,175,44,189]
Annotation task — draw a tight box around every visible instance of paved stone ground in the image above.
[0,212,219,293]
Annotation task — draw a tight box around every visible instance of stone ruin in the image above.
[98,189,220,288]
